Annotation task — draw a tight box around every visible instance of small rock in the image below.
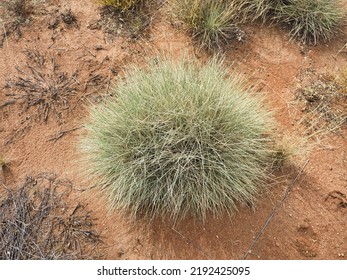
[118,249,125,257]
[95,45,104,51]
[299,222,309,231]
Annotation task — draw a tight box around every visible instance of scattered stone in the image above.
[95,45,105,51]
[299,223,310,231]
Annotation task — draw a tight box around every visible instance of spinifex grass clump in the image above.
[275,0,344,44]
[234,0,279,23]
[173,0,243,50]
[98,0,141,10]
[81,58,274,221]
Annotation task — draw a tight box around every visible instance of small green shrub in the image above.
[98,0,141,11]
[81,58,275,221]
[173,0,243,50]
[275,0,344,44]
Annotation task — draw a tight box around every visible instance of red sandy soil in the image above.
[0,0,346,259]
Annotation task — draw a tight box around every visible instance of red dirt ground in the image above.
[0,0,346,260]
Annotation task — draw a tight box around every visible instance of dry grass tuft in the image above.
[296,69,347,134]
[98,0,142,11]
[5,49,78,122]
[0,173,101,260]
[94,0,158,41]
[0,0,35,47]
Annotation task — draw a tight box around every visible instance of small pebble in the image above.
[95,45,104,51]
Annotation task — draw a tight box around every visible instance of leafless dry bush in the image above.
[0,173,101,259]
[5,49,78,122]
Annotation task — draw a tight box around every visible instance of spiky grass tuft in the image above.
[173,0,243,51]
[81,58,275,221]
[97,0,141,11]
[275,0,344,44]
[234,0,280,24]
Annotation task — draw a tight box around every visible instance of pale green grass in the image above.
[173,0,243,50]
[275,0,344,44]
[81,58,275,221]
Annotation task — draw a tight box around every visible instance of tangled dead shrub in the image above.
[5,49,77,122]
[81,58,275,221]
[0,173,100,259]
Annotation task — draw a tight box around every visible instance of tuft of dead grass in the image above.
[0,0,34,47]
[94,0,159,41]
[61,8,77,26]
[296,69,347,135]
[5,49,78,122]
[0,173,101,260]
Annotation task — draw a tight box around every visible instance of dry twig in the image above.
[48,126,83,142]
[242,159,310,260]
[0,99,15,108]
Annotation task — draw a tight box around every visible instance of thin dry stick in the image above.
[0,99,15,108]
[337,43,347,55]
[48,126,83,142]
[83,44,96,58]
[242,159,310,260]
[105,49,116,95]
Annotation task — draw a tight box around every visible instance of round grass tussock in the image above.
[81,58,274,221]
[173,0,243,50]
[275,0,344,44]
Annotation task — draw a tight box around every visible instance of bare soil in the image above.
[0,0,346,260]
